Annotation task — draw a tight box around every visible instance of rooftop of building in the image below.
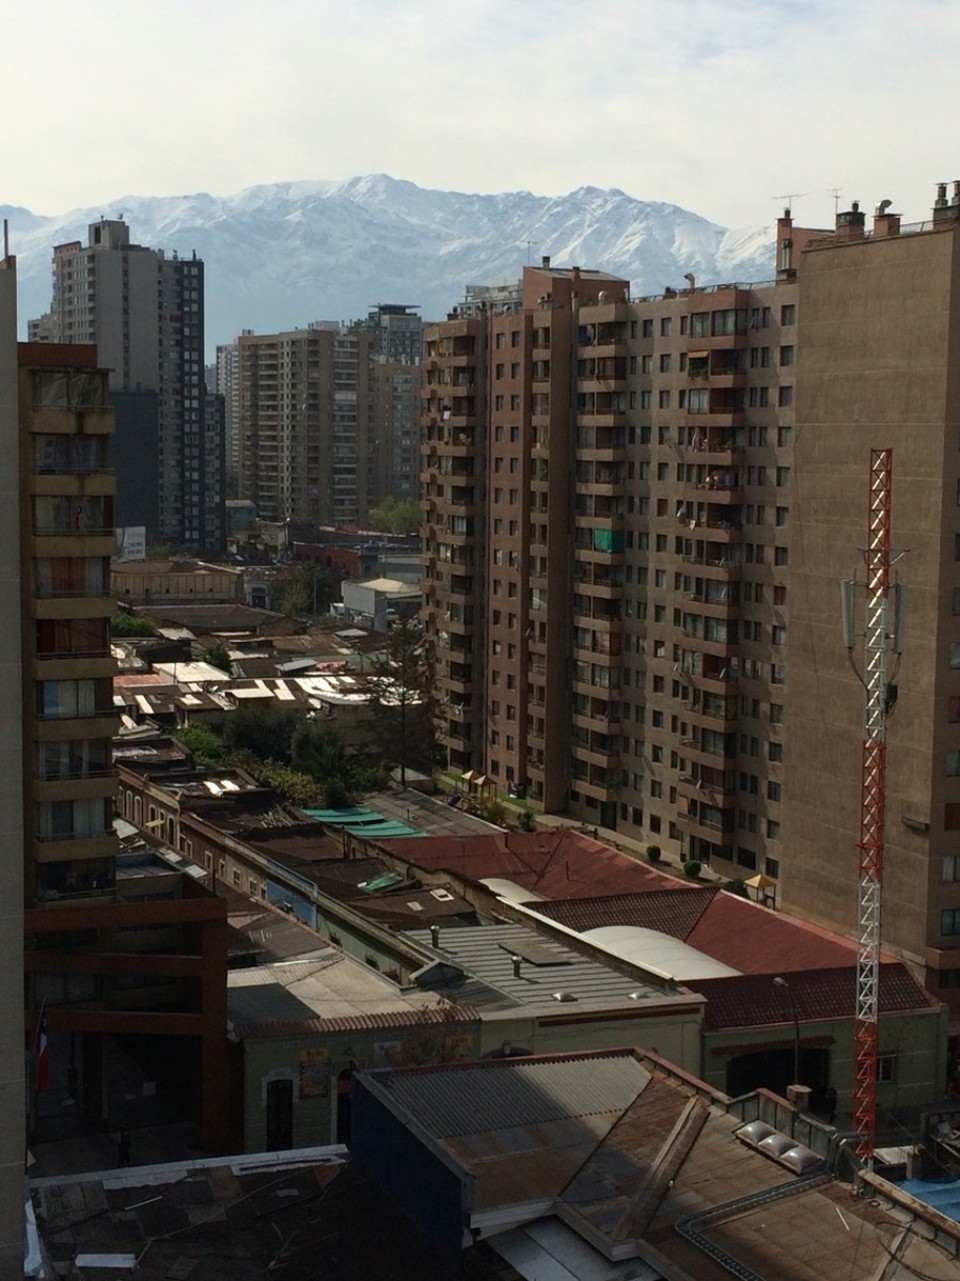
[135,603,303,636]
[373,828,693,898]
[18,340,99,368]
[28,1148,496,1281]
[401,921,691,1013]
[112,558,243,577]
[357,1048,960,1281]
[227,949,463,1039]
[528,886,873,974]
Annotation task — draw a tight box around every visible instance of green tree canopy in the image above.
[203,641,233,674]
[367,496,421,536]
[363,619,441,782]
[222,704,301,763]
[110,613,158,637]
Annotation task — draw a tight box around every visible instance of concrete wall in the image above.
[781,224,960,982]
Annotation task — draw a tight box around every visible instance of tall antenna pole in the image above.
[852,448,893,1167]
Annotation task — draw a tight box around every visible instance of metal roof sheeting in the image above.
[376,1053,650,1138]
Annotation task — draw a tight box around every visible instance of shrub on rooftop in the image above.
[646,844,662,864]
[683,859,702,880]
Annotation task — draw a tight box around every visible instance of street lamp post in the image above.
[773,975,801,1087]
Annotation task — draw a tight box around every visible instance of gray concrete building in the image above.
[29,219,225,552]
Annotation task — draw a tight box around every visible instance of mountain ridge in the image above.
[5,175,776,358]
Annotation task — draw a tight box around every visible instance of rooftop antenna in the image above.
[520,239,536,266]
[772,192,810,216]
[827,188,842,217]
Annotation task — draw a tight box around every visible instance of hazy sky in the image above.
[7,0,960,229]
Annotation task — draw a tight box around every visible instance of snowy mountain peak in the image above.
[9,176,775,356]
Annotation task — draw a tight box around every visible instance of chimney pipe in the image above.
[430,924,440,948]
[511,954,522,979]
[541,255,550,269]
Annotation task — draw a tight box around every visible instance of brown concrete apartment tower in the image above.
[780,190,960,1007]
[0,249,26,1280]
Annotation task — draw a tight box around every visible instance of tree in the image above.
[363,619,441,783]
[176,723,225,768]
[204,641,233,675]
[110,613,158,638]
[367,496,421,536]
[275,560,337,618]
[223,704,301,763]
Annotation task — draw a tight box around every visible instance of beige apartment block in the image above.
[780,189,960,1008]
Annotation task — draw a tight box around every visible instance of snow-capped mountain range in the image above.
[2,174,776,358]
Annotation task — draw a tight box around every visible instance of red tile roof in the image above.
[693,963,936,1030]
[531,888,717,939]
[373,830,699,900]
[525,887,864,975]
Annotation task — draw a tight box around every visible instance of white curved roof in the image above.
[581,925,741,980]
[481,877,546,903]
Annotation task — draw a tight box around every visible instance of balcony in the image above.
[676,774,736,809]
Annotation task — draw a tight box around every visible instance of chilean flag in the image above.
[36,1010,49,1092]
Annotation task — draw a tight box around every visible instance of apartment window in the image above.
[943,908,960,935]
[776,466,791,487]
[943,854,960,882]
[650,781,663,799]
[660,317,672,337]
[772,625,786,645]
[511,363,520,378]
[511,330,520,347]
[776,506,789,526]
[777,425,792,448]
[767,780,781,802]
[950,697,960,723]
[766,819,780,839]
[652,710,664,728]
[659,354,671,373]
[779,346,795,367]
[876,1054,897,1082]
[945,803,960,830]
[780,304,796,326]
[495,363,504,379]
[494,425,504,442]
[770,703,784,724]
[769,741,783,762]
[642,319,654,338]
[658,390,671,409]
[947,750,960,775]
[774,546,789,566]
[640,390,652,409]
[778,385,794,407]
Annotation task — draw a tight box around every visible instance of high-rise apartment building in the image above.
[17,339,229,1157]
[779,186,960,1008]
[423,188,960,1012]
[0,248,25,1277]
[29,219,225,552]
[221,306,422,528]
[424,260,798,858]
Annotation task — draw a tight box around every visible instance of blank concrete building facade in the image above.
[29,219,225,552]
[423,189,960,1009]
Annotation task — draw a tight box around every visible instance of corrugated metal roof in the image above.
[376,1053,650,1138]
[403,923,673,1010]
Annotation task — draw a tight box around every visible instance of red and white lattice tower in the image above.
[852,448,893,1167]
